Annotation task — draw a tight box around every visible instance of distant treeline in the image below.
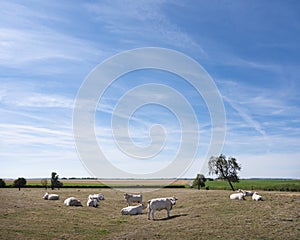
[1,178,299,191]
[1,183,185,189]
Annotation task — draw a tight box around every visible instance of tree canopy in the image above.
[208,154,241,191]
[13,177,27,190]
[50,172,63,190]
[192,174,207,190]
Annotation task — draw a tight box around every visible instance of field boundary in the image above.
[2,179,300,191]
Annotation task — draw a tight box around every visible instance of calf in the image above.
[87,197,98,207]
[147,196,177,220]
[230,192,246,200]
[252,192,264,201]
[124,193,142,206]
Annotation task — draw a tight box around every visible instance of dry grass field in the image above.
[0,188,299,240]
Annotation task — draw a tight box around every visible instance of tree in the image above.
[13,177,27,191]
[0,178,6,188]
[50,172,63,190]
[41,179,48,189]
[192,174,207,190]
[208,154,241,191]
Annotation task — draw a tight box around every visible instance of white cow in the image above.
[237,189,254,196]
[124,193,142,206]
[42,192,59,200]
[147,196,177,220]
[87,197,98,207]
[64,197,82,206]
[121,204,143,215]
[252,192,264,201]
[89,193,104,201]
[229,192,246,200]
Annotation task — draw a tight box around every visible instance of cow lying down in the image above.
[121,204,143,215]
[43,192,59,200]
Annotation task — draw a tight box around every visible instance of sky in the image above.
[0,0,299,179]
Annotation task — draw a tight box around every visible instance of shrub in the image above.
[0,178,6,188]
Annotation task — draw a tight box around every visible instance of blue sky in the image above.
[1,0,299,179]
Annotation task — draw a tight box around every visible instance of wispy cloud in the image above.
[0,82,74,109]
[0,27,100,66]
[0,1,104,72]
[0,123,72,146]
[1,1,299,179]
[223,95,266,137]
[8,93,73,109]
[84,0,205,54]
[217,78,300,165]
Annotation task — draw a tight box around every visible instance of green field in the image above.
[205,179,300,192]
[3,179,300,191]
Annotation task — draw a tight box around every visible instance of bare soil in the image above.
[0,188,299,239]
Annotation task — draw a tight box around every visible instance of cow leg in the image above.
[152,209,155,220]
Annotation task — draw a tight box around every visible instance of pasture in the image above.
[0,188,299,240]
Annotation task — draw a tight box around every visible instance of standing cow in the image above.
[124,193,142,206]
[147,196,177,220]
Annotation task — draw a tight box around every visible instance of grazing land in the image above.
[0,188,299,239]
[205,179,300,192]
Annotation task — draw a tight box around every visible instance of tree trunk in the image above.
[227,178,235,191]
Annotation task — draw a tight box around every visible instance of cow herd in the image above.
[42,188,264,220]
[230,189,265,201]
[42,191,178,220]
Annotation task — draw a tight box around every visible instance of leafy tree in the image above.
[208,154,241,191]
[0,178,6,188]
[13,177,27,190]
[50,172,63,190]
[192,174,207,190]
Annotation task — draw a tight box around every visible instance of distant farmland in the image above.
[3,178,300,191]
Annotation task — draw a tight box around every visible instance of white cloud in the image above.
[0,27,100,67]
[0,123,73,147]
[0,1,104,72]
[12,93,74,109]
[0,82,74,109]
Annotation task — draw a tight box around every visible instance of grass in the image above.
[0,188,299,239]
[205,179,300,191]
